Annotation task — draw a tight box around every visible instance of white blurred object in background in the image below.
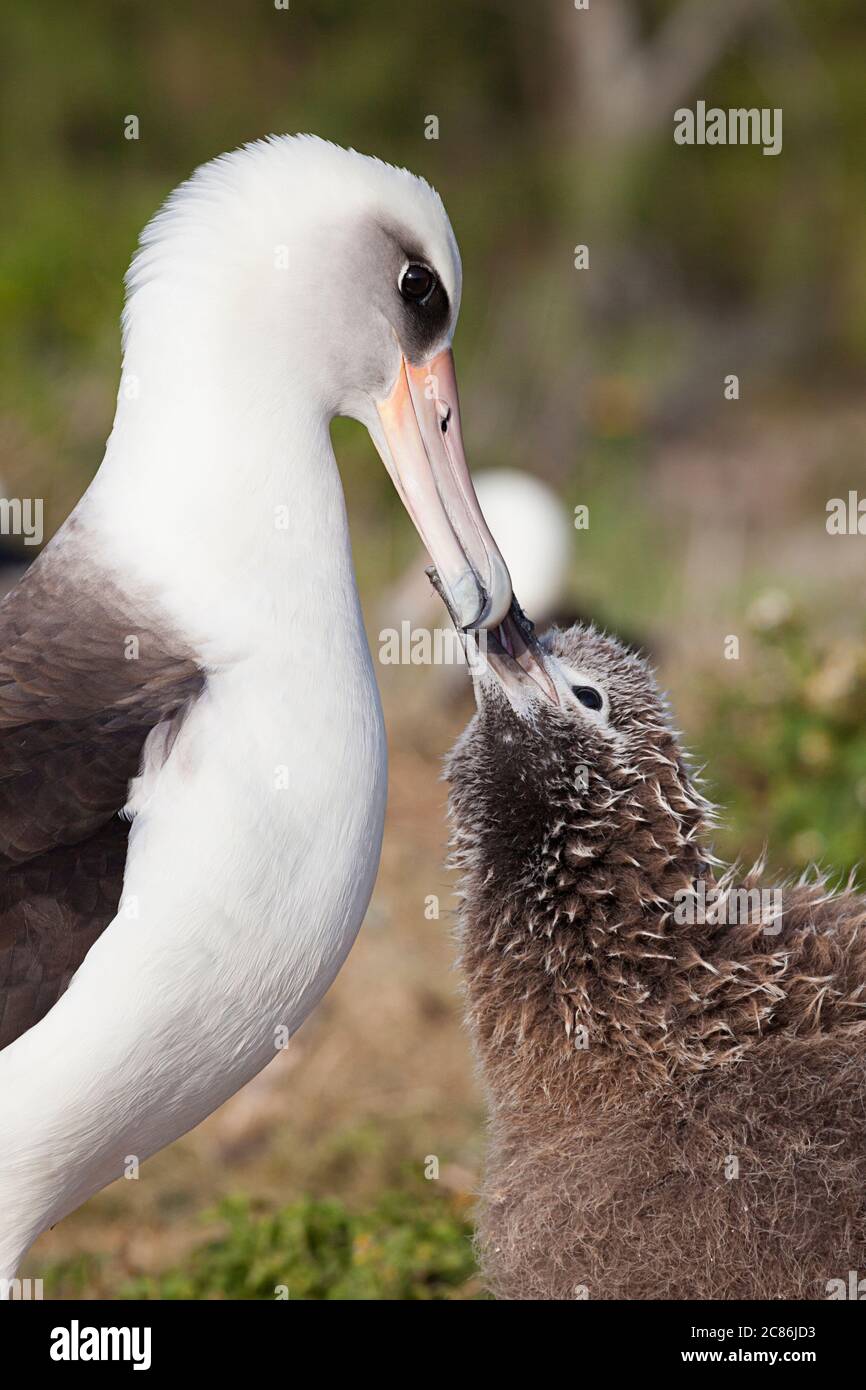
[384,468,572,638]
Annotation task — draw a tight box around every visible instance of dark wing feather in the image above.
[0,822,130,1047]
[0,522,205,1048]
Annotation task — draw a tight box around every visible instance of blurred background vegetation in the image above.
[2,0,866,1298]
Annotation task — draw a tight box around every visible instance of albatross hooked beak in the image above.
[427,571,560,710]
[374,348,512,631]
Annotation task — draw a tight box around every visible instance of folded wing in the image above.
[0,521,204,1048]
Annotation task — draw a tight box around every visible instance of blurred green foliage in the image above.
[697,603,866,879]
[2,1,866,538]
[43,1190,480,1301]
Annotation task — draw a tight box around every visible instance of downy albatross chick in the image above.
[0,135,516,1283]
[446,614,866,1300]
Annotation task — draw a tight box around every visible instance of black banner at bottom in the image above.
[6,1297,861,1376]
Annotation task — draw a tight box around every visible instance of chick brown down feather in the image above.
[447,623,866,1300]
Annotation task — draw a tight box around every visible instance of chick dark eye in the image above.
[400,263,436,303]
[572,685,603,712]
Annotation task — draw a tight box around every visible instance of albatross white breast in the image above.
[0,135,513,1283]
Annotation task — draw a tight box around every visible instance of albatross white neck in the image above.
[85,287,369,673]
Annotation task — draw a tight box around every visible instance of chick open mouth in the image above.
[426,567,559,706]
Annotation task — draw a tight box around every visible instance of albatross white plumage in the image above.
[0,135,515,1283]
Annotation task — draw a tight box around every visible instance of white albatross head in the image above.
[120,134,512,632]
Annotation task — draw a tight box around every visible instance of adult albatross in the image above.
[0,135,515,1284]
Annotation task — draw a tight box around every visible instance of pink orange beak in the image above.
[374,348,512,631]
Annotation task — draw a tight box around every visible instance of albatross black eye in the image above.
[572,685,603,712]
[400,263,436,303]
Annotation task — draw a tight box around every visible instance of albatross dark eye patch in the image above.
[572,685,603,711]
[400,263,436,303]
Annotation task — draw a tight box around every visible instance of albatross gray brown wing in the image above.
[0,520,204,1048]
